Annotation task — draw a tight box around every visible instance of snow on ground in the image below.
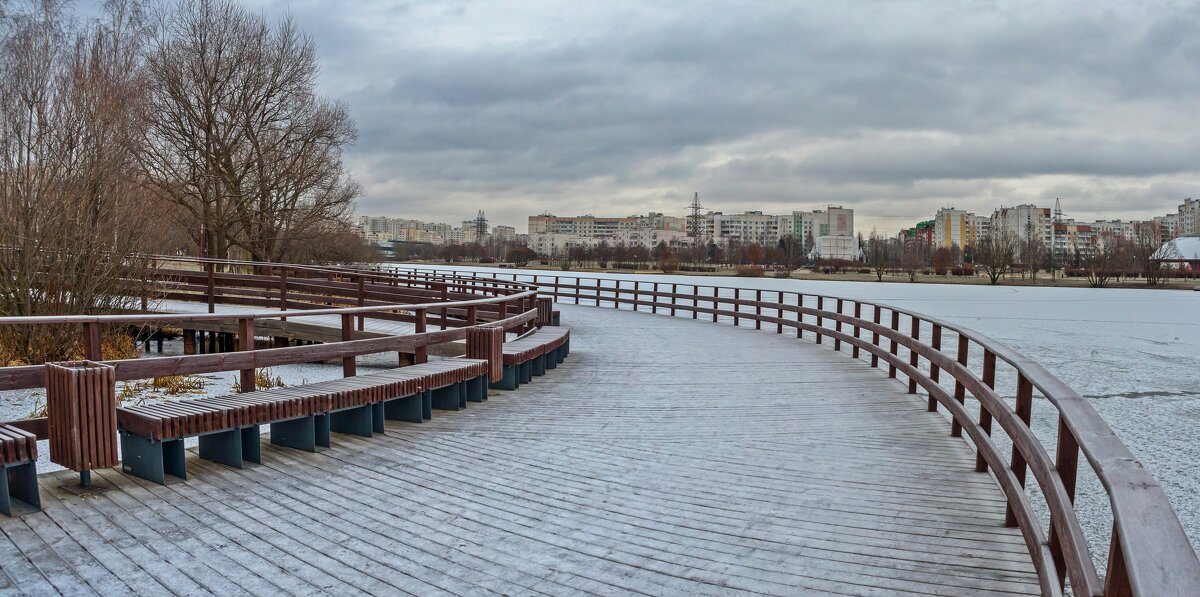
[400,264,1200,562]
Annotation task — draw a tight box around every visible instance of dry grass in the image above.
[233,368,286,393]
[116,374,209,406]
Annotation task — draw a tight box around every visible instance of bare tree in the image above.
[866,229,894,281]
[1082,232,1126,288]
[1021,231,1048,282]
[1,0,159,363]
[974,231,1017,285]
[142,0,360,265]
[1130,222,1177,287]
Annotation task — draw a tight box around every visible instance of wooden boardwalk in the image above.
[0,304,1038,596]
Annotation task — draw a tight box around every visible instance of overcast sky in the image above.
[247,0,1200,234]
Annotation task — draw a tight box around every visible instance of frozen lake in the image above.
[400,264,1200,561]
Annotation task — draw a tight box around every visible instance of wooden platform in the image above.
[0,304,1039,596]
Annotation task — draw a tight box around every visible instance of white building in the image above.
[528,233,598,257]
[810,235,862,261]
[1180,198,1199,237]
[613,228,691,249]
[792,207,854,244]
[491,225,517,243]
[710,211,793,247]
[991,205,1052,246]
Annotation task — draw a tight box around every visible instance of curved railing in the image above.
[0,258,543,437]
[390,266,1200,597]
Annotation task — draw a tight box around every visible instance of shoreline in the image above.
[388,260,1200,291]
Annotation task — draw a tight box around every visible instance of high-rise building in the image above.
[990,205,1052,246]
[932,208,979,249]
[1180,198,1199,237]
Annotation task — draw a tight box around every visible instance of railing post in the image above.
[1104,527,1132,597]
[908,316,920,394]
[357,275,366,332]
[833,299,843,351]
[651,283,658,314]
[692,285,699,319]
[1049,418,1080,588]
[871,306,881,368]
[1005,373,1034,526]
[796,294,803,338]
[712,287,718,322]
[414,309,427,364]
[238,317,256,392]
[852,302,862,359]
[928,324,942,411]
[632,281,638,312]
[614,280,620,309]
[83,322,102,361]
[975,350,997,472]
[733,288,740,327]
[815,296,824,345]
[671,283,678,316]
[888,310,899,377]
[755,290,762,330]
[468,304,478,326]
[951,335,969,437]
[596,278,602,307]
[776,291,783,334]
[279,266,289,322]
[206,261,216,314]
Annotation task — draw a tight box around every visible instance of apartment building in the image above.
[792,207,854,244]
[1180,198,1199,237]
[932,208,981,249]
[991,205,1052,246]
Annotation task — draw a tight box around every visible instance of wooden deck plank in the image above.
[0,302,1038,595]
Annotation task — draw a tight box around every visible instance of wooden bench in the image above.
[0,424,40,516]
[493,327,570,390]
[117,359,489,484]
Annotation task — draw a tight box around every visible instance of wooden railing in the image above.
[0,259,543,439]
[391,266,1200,597]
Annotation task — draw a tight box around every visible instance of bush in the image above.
[857,268,871,274]
[951,265,976,276]
[934,267,947,276]
[478,257,495,264]
[771,268,793,278]
[735,265,765,277]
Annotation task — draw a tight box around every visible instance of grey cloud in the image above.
[245,0,1200,232]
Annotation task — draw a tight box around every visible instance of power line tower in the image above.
[1052,198,1065,264]
[687,192,705,244]
[473,210,488,243]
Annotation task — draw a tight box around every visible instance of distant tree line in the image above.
[861,222,1184,287]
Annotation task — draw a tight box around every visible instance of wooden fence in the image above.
[391,266,1200,597]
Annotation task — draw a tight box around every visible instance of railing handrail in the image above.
[391,265,1200,597]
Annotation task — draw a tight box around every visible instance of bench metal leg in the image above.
[546,351,557,370]
[270,416,317,452]
[466,376,485,402]
[330,404,373,437]
[422,390,432,420]
[242,426,261,464]
[457,382,467,408]
[315,413,331,448]
[491,366,518,390]
[120,431,186,484]
[533,354,547,376]
[372,403,386,433]
[198,428,244,469]
[519,361,533,384]
[384,394,423,423]
[1,462,40,516]
[431,385,460,410]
